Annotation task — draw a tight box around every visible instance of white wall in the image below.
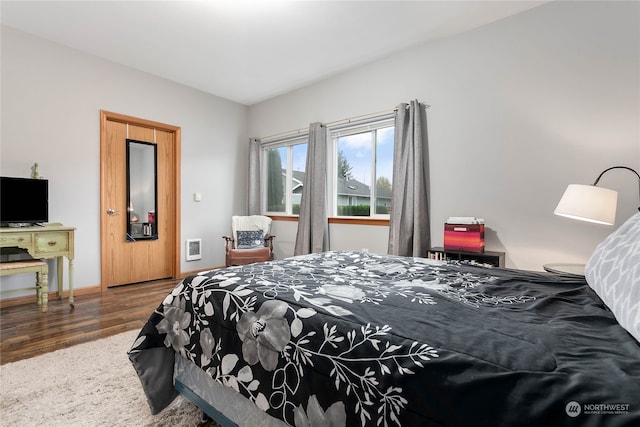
[1,26,249,296]
[249,1,640,270]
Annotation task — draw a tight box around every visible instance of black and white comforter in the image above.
[129,251,640,427]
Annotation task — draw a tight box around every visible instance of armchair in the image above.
[223,215,275,267]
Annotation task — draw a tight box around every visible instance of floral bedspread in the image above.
[129,251,640,427]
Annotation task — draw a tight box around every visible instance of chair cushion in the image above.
[236,230,264,249]
[230,247,270,259]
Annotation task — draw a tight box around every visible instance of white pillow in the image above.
[585,212,640,343]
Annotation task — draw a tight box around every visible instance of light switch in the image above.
[194,192,202,202]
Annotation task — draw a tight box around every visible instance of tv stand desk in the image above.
[0,223,75,306]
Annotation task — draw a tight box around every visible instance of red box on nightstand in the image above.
[444,223,485,253]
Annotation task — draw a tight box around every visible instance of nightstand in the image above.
[543,263,585,277]
[428,247,505,268]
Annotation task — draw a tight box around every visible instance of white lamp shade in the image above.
[554,184,618,225]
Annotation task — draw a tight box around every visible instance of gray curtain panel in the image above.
[248,138,261,215]
[294,122,329,255]
[388,100,431,257]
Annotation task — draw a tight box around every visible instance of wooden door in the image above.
[100,111,180,289]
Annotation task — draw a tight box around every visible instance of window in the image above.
[264,139,308,215]
[260,113,394,219]
[332,120,394,217]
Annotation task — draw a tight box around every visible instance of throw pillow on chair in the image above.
[236,230,264,249]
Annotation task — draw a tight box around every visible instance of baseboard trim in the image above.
[0,285,102,309]
[0,269,226,309]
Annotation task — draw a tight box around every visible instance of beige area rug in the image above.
[0,330,218,426]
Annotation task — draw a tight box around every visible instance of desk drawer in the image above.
[34,232,69,254]
[0,233,33,247]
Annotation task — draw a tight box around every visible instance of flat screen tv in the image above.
[0,176,49,226]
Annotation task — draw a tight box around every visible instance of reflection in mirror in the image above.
[126,139,158,241]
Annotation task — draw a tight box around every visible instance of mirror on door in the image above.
[126,139,158,241]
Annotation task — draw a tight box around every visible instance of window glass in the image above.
[334,124,394,217]
[291,143,307,214]
[336,132,373,216]
[264,142,307,215]
[260,114,394,219]
[266,146,286,212]
[375,127,394,215]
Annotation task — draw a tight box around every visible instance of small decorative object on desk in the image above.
[444,216,485,253]
[31,162,39,179]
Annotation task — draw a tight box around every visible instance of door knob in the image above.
[106,208,119,215]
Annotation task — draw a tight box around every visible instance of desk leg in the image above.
[55,256,74,307]
[68,258,74,306]
[57,256,64,299]
[40,270,48,313]
[36,273,41,304]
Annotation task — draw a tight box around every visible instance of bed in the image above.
[129,213,640,427]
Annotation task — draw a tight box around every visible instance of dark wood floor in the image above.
[0,278,180,365]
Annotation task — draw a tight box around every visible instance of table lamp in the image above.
[554,166,640,225]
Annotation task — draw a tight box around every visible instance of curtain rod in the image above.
[325,108,395,127]
[259,126,309,144]
[259,108,394,143]
[257,102,430,143]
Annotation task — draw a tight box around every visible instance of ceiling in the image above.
[1,1,548,105]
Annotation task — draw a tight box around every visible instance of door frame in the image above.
[99,110,181,290]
